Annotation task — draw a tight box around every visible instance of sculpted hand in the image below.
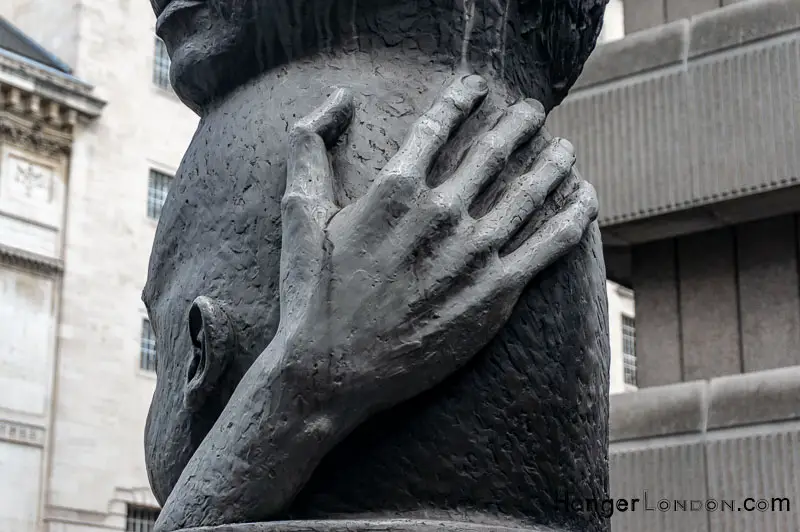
[280,74,599,416]
[153,75,598,531]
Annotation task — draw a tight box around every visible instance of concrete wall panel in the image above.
[623,0,665,34]
[677,228,740,380]
[610,442,708,532]
[706,428,800,532]
[736,216,800,372]
[632,240,682,387]
[665,0,720,23]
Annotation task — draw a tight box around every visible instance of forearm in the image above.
[154,330,351,532]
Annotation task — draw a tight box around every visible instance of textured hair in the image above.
[523,0,609,103]
[203,0,608,108]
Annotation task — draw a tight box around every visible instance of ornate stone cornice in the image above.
[0,241,63,276]
[0,48,104,154]
[0,108,72,156]
[0,48,104,117]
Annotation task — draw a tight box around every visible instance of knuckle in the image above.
[513,101,543,124]
[288,125,318,148]
[281,192,310,213]
[477,132,503,152]
[559,223,583,247]
[425,190,461,223]
[550,139,577,170]
[473,135,508,169]
[415,116,446,142]
[379,171,419,202]
[380,167,420,189]
[581,185,600,219]
[580,181,598,203]
[521,187,545,210]
[474,221,504,250]
[289,122,313,138]
[574,181,599,215]
[439,91,466,113]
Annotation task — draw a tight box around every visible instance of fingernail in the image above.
[523,98,546,115]
[462,74,488,93]
[557,138,575,156]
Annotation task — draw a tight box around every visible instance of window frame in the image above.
[126,505,160,532]
[140,318,157,373]
[152,36,171,90]
[621,314,636,387]
[147,169,172,220]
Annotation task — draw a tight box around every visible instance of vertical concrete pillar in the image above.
[737,215,800,372]
[677,228,741,380]
[665,0,722,22]
[632,239,682,387]
[623,0,666,34]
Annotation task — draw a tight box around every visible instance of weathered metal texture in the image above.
[549,0,800,228]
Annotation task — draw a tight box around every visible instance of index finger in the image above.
[294,87,355,148]
[379,74,489,182]
[286,87,354,205]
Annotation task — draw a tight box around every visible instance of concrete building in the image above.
[0,2,633,532]
[601,2,639,399]
[548,0,800,530]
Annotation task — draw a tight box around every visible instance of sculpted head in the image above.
[152,0,607,113]
[144,0,608,510]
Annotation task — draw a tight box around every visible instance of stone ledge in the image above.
[0,241,63,276]
[707,366,800,430]
[576,20,687,90]
[0,418,45,447]
[690,0,800,58]
[573,0,800,91]
[178,521,559,532]
[0,47,105,119]
[610,380,708,442]
[611,365,800,441]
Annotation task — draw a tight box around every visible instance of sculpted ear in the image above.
[184,296,236,412]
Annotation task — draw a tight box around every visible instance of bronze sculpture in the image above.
[143,1,611,530]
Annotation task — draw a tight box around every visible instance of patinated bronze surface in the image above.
[143,1,611,531]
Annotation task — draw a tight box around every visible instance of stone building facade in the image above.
[0,1,197,530]
[0,2,632,531]
[0,16,104,532]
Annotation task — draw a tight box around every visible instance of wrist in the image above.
[274,323,364,435]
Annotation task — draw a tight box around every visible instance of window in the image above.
[126,505,159,532]
[622,315,636,386]
[153,37,171,89]
[140,319,157,372]
[147,169,172,220]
